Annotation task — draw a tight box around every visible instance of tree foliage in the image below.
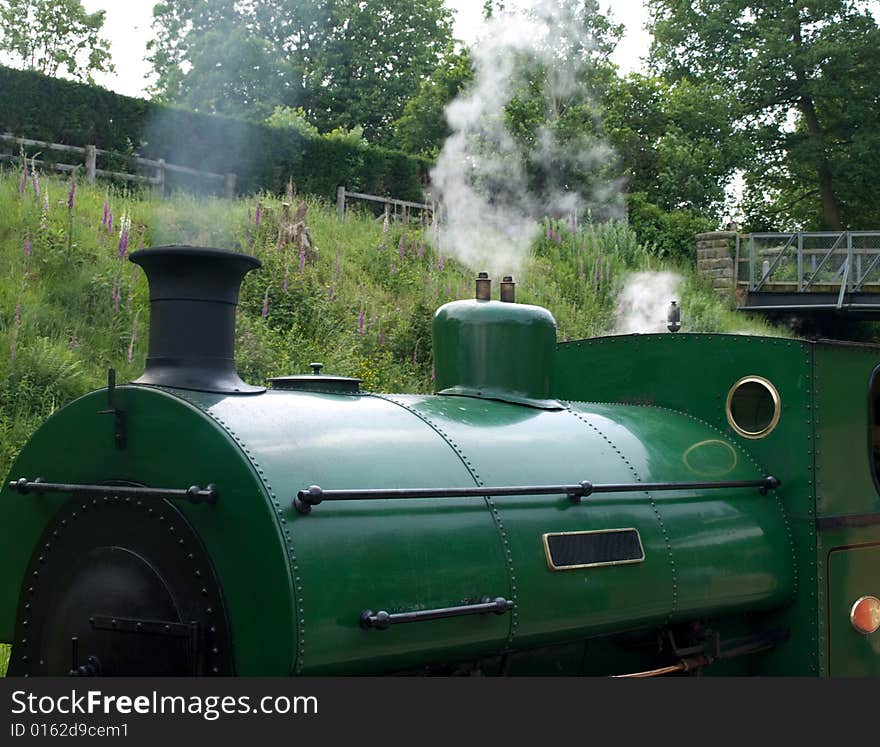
[603,73,745,214]
[148,0,454,144]
[480,0,625,215]
[648,0,880,230]
[0,0,113,83]
[393,45,474,157]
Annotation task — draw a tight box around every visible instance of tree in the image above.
[648,0,880,230]
[393,45,474,156]
[147,0,316,115]
[0,0,113,83]
[148,0,454,144]
[494,0,625,215]
[603,73,746,214]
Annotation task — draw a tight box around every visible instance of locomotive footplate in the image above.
[7,492,233,676]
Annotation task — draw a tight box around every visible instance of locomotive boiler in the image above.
[2,246,879,677]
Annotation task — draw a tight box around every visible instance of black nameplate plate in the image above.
[542,529,645,571]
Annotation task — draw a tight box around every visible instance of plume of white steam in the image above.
[615,271,682,334]
[430,1,623,275]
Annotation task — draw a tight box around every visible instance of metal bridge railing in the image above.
[739,231,880,308]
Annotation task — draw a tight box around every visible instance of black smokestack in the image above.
[129,246,263,394]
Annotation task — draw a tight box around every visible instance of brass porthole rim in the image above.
[725,375,781,440]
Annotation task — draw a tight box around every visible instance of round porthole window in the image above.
[726,376,781,439]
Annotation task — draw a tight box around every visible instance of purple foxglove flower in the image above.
[31,163,39,197]
[108,209,113,233]
[398,235,406,259]
[262,288,269,318]
[255,202,262,227]
[247,208,252,225]
[67,180,76,212]
[118,225,130,259]
[24,233,31,257]
[102,200,109,229]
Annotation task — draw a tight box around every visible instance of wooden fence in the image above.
[336,185,433,224]
[0,133,237,198]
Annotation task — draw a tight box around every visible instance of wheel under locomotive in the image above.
[2,246,879,676]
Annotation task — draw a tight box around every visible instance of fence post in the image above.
[846,231,853,293]
[84,145,97,184]
[225,172,237,199]
[337,186,346,220]
[155,158,166,198]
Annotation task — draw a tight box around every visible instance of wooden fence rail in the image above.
[0,132,236,198]
[336,185,433,223]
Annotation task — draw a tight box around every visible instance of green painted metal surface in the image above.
[813,343,880,518]
[188,385,793,673]
[555,334,818,674]
[185,390,511,675]
[0,386,296,675]
[403,395,794,648]
[827,544,880,676]
[433,299,559,408]
[812,342,880,674]
[4,325,879,676]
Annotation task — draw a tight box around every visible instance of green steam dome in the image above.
[432,294,560,409]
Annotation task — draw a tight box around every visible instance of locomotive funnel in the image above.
[129,246,264,394]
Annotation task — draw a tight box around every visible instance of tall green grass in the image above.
[0,167,783,482]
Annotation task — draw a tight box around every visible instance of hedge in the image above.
[0,66,431,201]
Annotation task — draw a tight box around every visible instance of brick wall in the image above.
[696,231,738,301]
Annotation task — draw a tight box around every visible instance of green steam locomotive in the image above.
[2,246,878,676]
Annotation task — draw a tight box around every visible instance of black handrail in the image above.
[8,478,218,505]
[360,596,514,631]
[294,476,780,514]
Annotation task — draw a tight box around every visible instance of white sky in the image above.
[80,0,652,99]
